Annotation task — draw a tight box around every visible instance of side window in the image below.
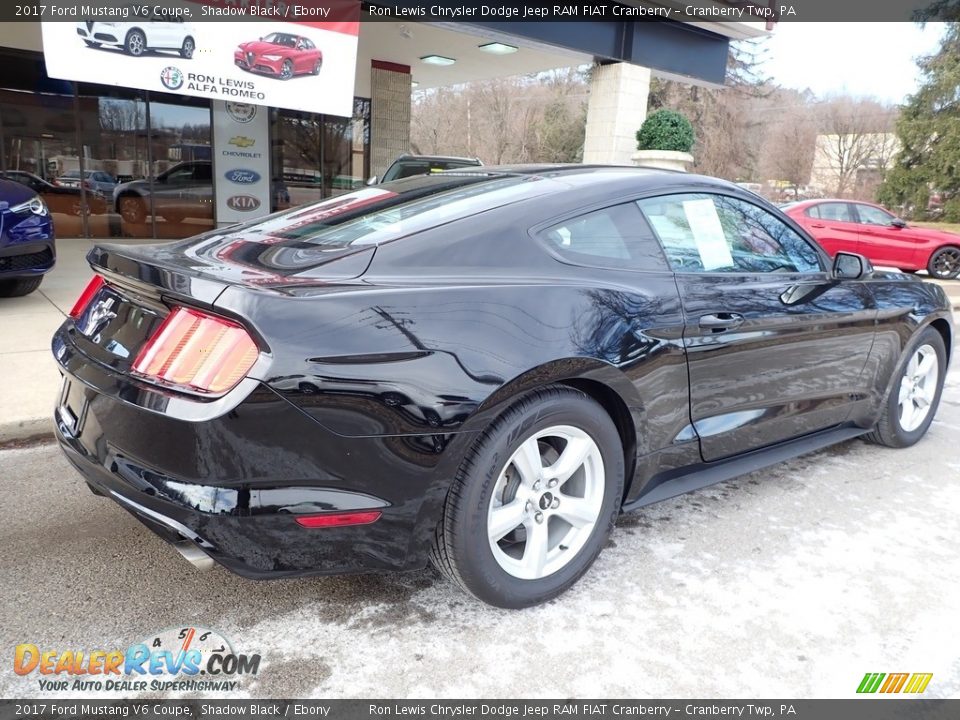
[855,204,896,226]
[815,202,855,223]
[539,203,669,272]
[637,193,822,274]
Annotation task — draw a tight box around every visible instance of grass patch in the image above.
[911,221,960,235]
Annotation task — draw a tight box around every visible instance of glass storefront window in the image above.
[271,98,370,212]
[0,49,370,241]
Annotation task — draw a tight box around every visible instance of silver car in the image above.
[56,170,117,195]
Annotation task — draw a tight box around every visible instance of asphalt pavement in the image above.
[1,365,958,699]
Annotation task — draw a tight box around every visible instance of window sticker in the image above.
[682,199,734,270]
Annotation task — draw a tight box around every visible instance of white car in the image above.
[76,19,196,58]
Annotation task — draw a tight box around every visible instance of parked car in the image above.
[1,170,106,216]
[55,169,117,195]
[113,161,213,224]
[0,178,55,297]
[784,199,960,279]
[76,19,196,58]
[53,167,953,608]
[370,154,483,184]
[234,33,322,80]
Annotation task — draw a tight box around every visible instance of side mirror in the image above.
[833,251,873,280]
[891,218,907,229]
[365,176,378,186]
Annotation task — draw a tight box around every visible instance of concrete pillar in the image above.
[370,60,412,179]
[582,62,651,166]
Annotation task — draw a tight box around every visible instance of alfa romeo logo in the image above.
[160,66,184,91]
[226,102,257,123]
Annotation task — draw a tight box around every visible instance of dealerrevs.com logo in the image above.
[13,626,260,693]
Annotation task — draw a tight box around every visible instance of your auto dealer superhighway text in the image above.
[366,704,796,717]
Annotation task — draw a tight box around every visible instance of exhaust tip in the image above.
[173,541,215,571]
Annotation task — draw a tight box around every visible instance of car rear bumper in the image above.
[51,320,472,579]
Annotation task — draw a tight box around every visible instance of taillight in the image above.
[131,307,258,395]
[69,275,105,319]
[294,511,382,528]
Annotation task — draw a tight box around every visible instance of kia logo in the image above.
[225,169,261,185]
[227,195,261,212]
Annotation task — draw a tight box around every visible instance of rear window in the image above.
[384,159,480,182]
[207,173,551,251]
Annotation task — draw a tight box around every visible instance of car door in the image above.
[637,192,878,462]
[801,202,860,257]
[852,203,918,268]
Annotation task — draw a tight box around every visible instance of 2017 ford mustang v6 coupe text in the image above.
[52,167,953,608]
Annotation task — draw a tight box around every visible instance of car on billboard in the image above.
[0,178,55,297]
[234,32,323,80]
[75,18,196,59]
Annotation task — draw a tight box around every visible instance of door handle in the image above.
[810,223,826,228]
[699,312,745,332]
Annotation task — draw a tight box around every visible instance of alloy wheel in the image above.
[898,343,939,432]
[487,425,605,580]
[930,247,960,279]
[127,32,145,56]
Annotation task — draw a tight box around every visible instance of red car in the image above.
[234,32,322,80]
[784,199,960,279]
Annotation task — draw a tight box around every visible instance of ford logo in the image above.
[225,169,261,185]
[226,195,261,212]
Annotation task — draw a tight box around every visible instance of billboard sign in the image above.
[40,1,360,116]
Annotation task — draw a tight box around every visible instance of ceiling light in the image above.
[420,55,456,66]
[478,42,518,55]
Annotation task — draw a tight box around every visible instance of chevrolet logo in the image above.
[228,136,256,148]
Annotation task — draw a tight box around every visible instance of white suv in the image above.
[76,18,196,58]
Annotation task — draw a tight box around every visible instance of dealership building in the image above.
[0,2,764,240]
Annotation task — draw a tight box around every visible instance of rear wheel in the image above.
[312,58,322,75]
[0,276,43,297]
[124,29,146,57]
[180,37,195,59]
[927,246,960,279]
[431,386,624,608]
[865,327,946,448]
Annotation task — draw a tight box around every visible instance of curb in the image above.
[0,417,55,447]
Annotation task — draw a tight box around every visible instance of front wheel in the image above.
[866,327,946,448]
[431,386,624,608]
[279,60,293,80]
[0,276,43,297]
[927,246,960,279]
[124,29,146,57]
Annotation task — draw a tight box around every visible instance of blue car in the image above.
[0,178,55,297]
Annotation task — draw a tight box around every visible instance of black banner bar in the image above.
[2,0,957,23]
[1,700,959,720]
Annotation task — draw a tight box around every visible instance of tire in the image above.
[118,195,146,224]
[312,58,322,75]
[124,29,146,57]
[431,385,624,608]
[927,246,960,280]
[0,276,43,297]
[280,60,293,80]
[865,326,946,448]
[83,40,101,48]
[180,37,195,59]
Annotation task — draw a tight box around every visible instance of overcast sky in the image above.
[761,22,947,104]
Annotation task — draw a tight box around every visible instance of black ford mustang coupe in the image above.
[53,166,953,608]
